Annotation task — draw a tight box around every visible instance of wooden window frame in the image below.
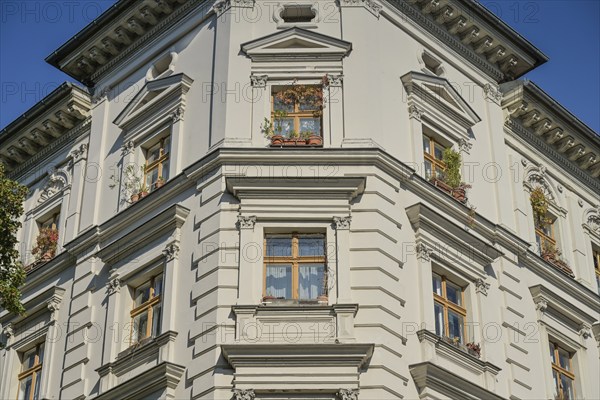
[17,343,44,400]
[271,86,323,137]
[433,274,467,343]
[144,136,170,191]
[423,134,446,178]
[263,233,327,300]
[129,274,162,345]
[535,215,556,252]
[593,248,600,293]
[550,342,576,399]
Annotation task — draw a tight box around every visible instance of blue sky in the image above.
[1,0,598,132]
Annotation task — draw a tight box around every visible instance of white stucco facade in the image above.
[1,1,599,399]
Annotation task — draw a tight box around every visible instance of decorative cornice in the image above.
[333,216,352,230]
[237,215,257,230]
[504,118,600,193]
[233,389,256,400]
[339,0,382,18]
[337,389,359,400]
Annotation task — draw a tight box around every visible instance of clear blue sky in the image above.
[1,0,598,132]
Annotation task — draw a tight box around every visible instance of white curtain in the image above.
[266,265,292,298]
[298,264,324,299]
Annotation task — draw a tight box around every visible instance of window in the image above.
[594,247,600,295]
[39,212,59,231]
[423,134,446,180]
[264,233,326,300]
[271,85,322,138]
[432,273,466,344]
[18,343,44,400]
[535,214,556,255]
[144,136,170,191]
[130,274,163,344]
[550,342,575,400]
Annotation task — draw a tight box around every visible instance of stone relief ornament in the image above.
[337,389,359,400]
[39,168,70,203]
[333,216,352,230]
[232,389,255,400]
[237,215,257,230]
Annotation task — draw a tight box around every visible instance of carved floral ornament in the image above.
[337,389,359,400]
[583,206,600,235]
[39,167,70,203]
[232,389,255,400]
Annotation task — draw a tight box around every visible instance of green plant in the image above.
[442,148,462,189]
[0,164,28,315]
[530,187,550,228]
[541,240,560,257]
[31,227,59,261]
[109,165,147,199]
[274,82,325,118]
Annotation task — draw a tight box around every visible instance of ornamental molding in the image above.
[121,140,135,156]
[458,137,473,154]
[237,215,257,230]
[47,294,62,321]
[250,74,268,88]
[71,143,88,162]
[107,273,121,295]
[2,323,13,338]
[169,106,185,122]
[339,0,382,18]
[483,83,502,105]
[582,206,600,239]
[213,0,255,16]
[579,322,592,340]
[326,73,344,88]
[337,389,359,400]
[163,242,180,261]
[333,216,352,230]
[416,243,432,262]
[408,104,424,121]
[232,389,256,400]
[529,285,598,333]
[475,278,490,296]
[39,167,70,203]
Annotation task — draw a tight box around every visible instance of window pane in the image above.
[299,118,320,135]
[275,118,294,137]
[561,375,574,400]
[550,343,556,363]
[38,343,44,364]
[151,304,162,337]
[162,137,171,155]
[22,348,36,371]
[160,161,169,181]
[434,143,444,160]
[552,370,560,399]
[265,264,292,299]
[434,302,444,337]
[446,281,462,306]
[146,143,161,164]
[298,235,325,257]
[133,311,149,342]
[19,375,33,400]
[134,282,152,307]
[153,275,163,297]
[273,96,294,112]
[558,348,570,371]
[299,264,325,299]
[422,135,431,154]
[432,274,442,296]
[424,160,433,180]
[448,310,464,343]
[146,167,158,188]
[34,371,42,400]
[266,236,292,257]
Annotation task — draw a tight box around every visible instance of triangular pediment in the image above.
[401,71,481,128]
[241,28,352,62]
[114,73,193,129]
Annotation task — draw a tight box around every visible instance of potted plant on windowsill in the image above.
[110,165,148,204]
[540,241,574,277]
[31,227,59,263]
[466,342,481,358]
[154,176,166,189]
[429,148,470,203]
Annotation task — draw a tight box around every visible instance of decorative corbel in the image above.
[475,278,490,296]
[416,243,433,262]
[163,242,180,261]
[121,140,135,156]
[408,104,424,121]
[237,215,257,230]
[107,272,121,295]
[337,389,359,400]
[333,216,352,230]
[233,389,256,400]
[250,74,268,88]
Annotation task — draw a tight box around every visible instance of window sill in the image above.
[261,297,328,306]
